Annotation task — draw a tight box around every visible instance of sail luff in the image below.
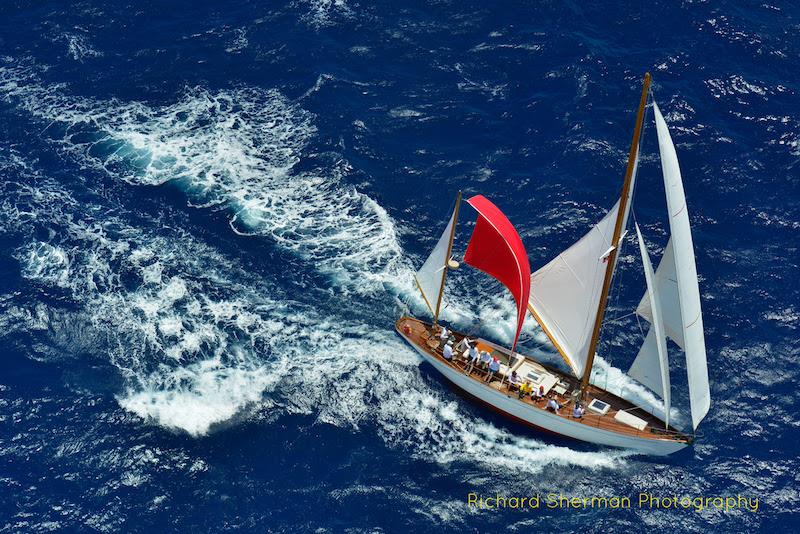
[414,277,436,318]
[580,72,652,393]
[633,224,671,428]
[653,101,710,430]
[433,191,462,325]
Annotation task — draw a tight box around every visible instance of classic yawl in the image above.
[396,73,710,455]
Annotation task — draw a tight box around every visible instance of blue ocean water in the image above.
[0,0,798,531]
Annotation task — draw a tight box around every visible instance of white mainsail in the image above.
[415,203,458,319]
[651,101,710,430]
[629,224,671,427]
[528,203,618,376]
[528,148,639,377]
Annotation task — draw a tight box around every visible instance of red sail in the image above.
[463,195,531,353]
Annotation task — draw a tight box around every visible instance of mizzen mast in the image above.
[579,72,651,395]
[433,191,462,326]
[414,191,462,326]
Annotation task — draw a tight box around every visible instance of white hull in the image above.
[400,331,689,456]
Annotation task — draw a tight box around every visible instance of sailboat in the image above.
[396,73,710,456]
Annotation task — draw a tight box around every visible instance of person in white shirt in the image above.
[572,403,585,418]
[546,398,561,414]
[455,336,472,353]
[465,345,480,374]
[507,370,521,391]
[438,325,449,341]
[485,356,501,382]
[443,342,454,361]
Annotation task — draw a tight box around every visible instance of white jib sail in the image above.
[415,205,457,319]
[636,238,685,349]
[629,224,671,427]
[653,100,710,430]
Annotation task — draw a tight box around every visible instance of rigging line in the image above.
[634,309,645,338]
[594,79,652,377]
[604,310,639,325]
[601,95,651,364]
[608,92,650,330]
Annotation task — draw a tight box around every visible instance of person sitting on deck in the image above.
[484,356,501,382]
[518,380,532,399]
[438,325,449,342]
[545,398,561,414]
[443,341,454,361]
[465,345,480,374]
[533,385,545,400]
[454,336,472,354]
[508,370,521,390]
[572,403,585,419]
[479,350,491,370]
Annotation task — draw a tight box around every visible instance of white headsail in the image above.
[636,239,685,348]
[650,101,710,430]
[629,224,671,427]
[415,200,458,320]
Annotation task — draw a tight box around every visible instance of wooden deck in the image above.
[397,316,691,444]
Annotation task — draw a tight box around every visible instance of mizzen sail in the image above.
[414,194,460,322]
[463,195,531,353]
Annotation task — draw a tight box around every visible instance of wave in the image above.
[0,60,547,339]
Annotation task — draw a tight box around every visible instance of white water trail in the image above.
[0,62,408,296]
[0,67,637,473]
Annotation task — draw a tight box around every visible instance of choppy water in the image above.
[0,1,798,532]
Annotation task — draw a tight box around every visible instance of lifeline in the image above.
[467,493,759,513]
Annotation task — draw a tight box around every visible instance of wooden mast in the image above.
[433,190,462,326]
[579,72,651,394]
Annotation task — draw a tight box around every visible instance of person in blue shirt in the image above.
[465,345,480,374]
[484,356,501,382]
[479,350,491,370]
